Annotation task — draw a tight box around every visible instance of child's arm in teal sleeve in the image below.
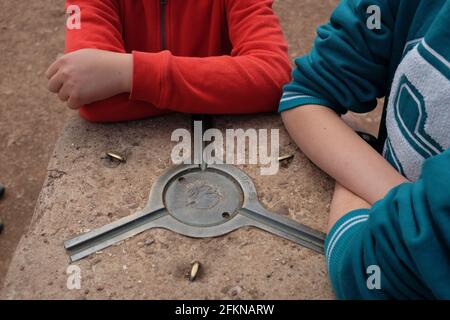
[333,149,450,299]
[280,0,400,113]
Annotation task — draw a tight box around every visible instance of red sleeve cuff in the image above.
[130,50,169,107]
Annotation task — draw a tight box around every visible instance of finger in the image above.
[67,95,82,110]
[45,56,63,80]
[57,83,70,102]
[47,71,65,93]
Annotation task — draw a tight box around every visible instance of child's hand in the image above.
[46,49,132,109]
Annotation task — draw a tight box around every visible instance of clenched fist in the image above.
[46,49,132,109]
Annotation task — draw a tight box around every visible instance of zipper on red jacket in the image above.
[160,0,167,50]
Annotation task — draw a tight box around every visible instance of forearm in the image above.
[130,52,290,114]
[282,105,408,204]
[328,182,370,232]
[79,94,169,123]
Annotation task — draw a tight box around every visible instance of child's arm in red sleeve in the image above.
[65,0,164,122]
[65,0,124,53]
[131,0,292,114]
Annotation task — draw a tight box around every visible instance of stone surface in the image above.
[0,113,333,299]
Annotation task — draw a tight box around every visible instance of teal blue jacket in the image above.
[279,0,449,115]
[326,148,450,299]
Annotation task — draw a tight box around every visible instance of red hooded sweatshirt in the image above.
[65,0,291,122]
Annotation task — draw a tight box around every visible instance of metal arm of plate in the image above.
[64,208,168,262]
[240,206,325,254]
[207,164,325,254]
[64,164,200,262]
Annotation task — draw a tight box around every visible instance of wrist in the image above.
[117,53,133,93]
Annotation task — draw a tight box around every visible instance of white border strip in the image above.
[422,39,450,69]
[326,216,369,270]
[280,95,316,103]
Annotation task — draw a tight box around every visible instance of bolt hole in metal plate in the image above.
[165,169,243,227]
